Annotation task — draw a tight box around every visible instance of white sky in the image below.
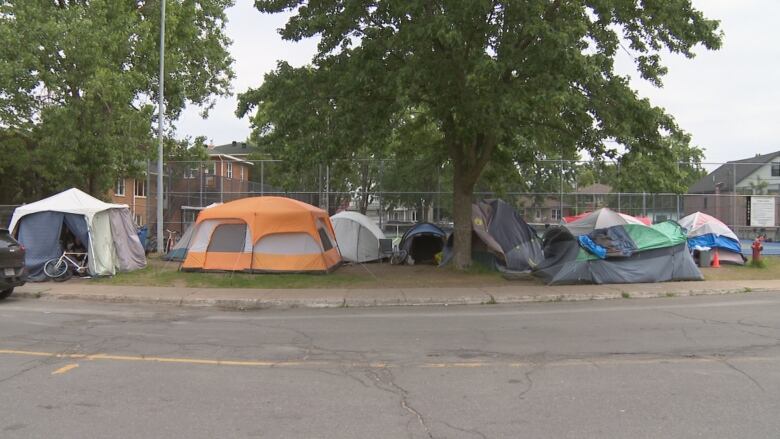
[176,0,780,164]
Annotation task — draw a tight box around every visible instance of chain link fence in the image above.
[122,158,777,244]
[4,159,777,244]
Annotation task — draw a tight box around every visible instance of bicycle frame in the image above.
[59,252,88,273]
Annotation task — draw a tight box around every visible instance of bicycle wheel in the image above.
[43,258,69,278]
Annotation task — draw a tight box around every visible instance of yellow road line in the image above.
[52,363,79,375]
[0,349,777,370]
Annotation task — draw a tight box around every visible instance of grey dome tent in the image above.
[330,211,386,263]
[397,223,447,264]
[441,199,543,273]
[163,203,221,262]
[163,223,195,262]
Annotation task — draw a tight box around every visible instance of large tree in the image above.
[0,0,234,201]
[241,0,721,268]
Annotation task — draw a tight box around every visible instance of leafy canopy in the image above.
[241,0,722,267]
[0,0,234,201]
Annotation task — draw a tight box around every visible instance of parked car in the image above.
[0,228,26,299]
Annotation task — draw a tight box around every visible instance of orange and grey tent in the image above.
[181,197,342,273]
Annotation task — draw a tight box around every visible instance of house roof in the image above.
[210,154,254,165]
[208,141,256,156]
[688,151,780,194]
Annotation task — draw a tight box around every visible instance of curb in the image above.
[10,286,774,310]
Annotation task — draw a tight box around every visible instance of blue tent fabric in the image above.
[63,213,90,249]
[588,225,637,257]
[578,235,607,259]
[688,234,742,254]
[17,211,65,281]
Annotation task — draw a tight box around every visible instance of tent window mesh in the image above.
[207,223,248,253]
[254,233,322,255]
[318,228,333,251]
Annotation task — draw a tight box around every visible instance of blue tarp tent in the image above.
[679,212,745,265]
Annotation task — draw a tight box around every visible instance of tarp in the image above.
[108,209,146,271]
[534,222,702,285]
[441,199,543,273]
[10,188,146,279]
[563,208,650,236]
[181,196,341,273]
[331,211,386,263]
[398,222,446,264]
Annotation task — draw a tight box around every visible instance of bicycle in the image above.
[165,229,179,254]
[43,252,88,281]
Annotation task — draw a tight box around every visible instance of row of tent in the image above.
[169,197,461,271]
[6,188,745,285]
[164,198,746,284]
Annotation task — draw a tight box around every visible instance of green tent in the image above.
[535,221,702,285]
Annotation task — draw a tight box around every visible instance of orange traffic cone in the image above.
[711,249,721,268]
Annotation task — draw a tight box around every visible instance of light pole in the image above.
[157,0,165,254]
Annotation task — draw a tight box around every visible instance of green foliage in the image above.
[0,0,234,202]
[240,0,722,267]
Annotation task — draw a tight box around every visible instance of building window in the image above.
[115,178,125,196]
[411,209,417,222]
[551,209,561,221]
[226,162,233,179]
[134,179,146,197]
[535,209,543,221]
[134,214,144,226]
[772,162,780,177]
[184,167,198,179]
[240,166,244,181]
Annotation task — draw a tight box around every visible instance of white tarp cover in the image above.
[10,188,146,277]
[678,211,739,241]
[563,208,647,236]
[331,211,386,262]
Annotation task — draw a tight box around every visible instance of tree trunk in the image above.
[452,164,476,269]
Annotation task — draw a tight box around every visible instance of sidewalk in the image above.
[13,279,780,309]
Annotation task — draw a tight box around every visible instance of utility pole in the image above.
[156,0,166,254]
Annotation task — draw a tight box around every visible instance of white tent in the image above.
[331,211,386,262]
[679,212,739,241]
[9,188,146,279]
[563,208,648,236]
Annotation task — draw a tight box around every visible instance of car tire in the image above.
[0,288,13,300]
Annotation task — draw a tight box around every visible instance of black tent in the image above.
[398,222,447,264]
[441,199,543,273]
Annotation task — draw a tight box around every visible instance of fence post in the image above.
[260,160,264,196]
[732,162,737,228]
[325,164,330,214]
[378,160,384,230]
[559,160,564,218]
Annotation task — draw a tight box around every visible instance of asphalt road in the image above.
[1,293,779,438]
